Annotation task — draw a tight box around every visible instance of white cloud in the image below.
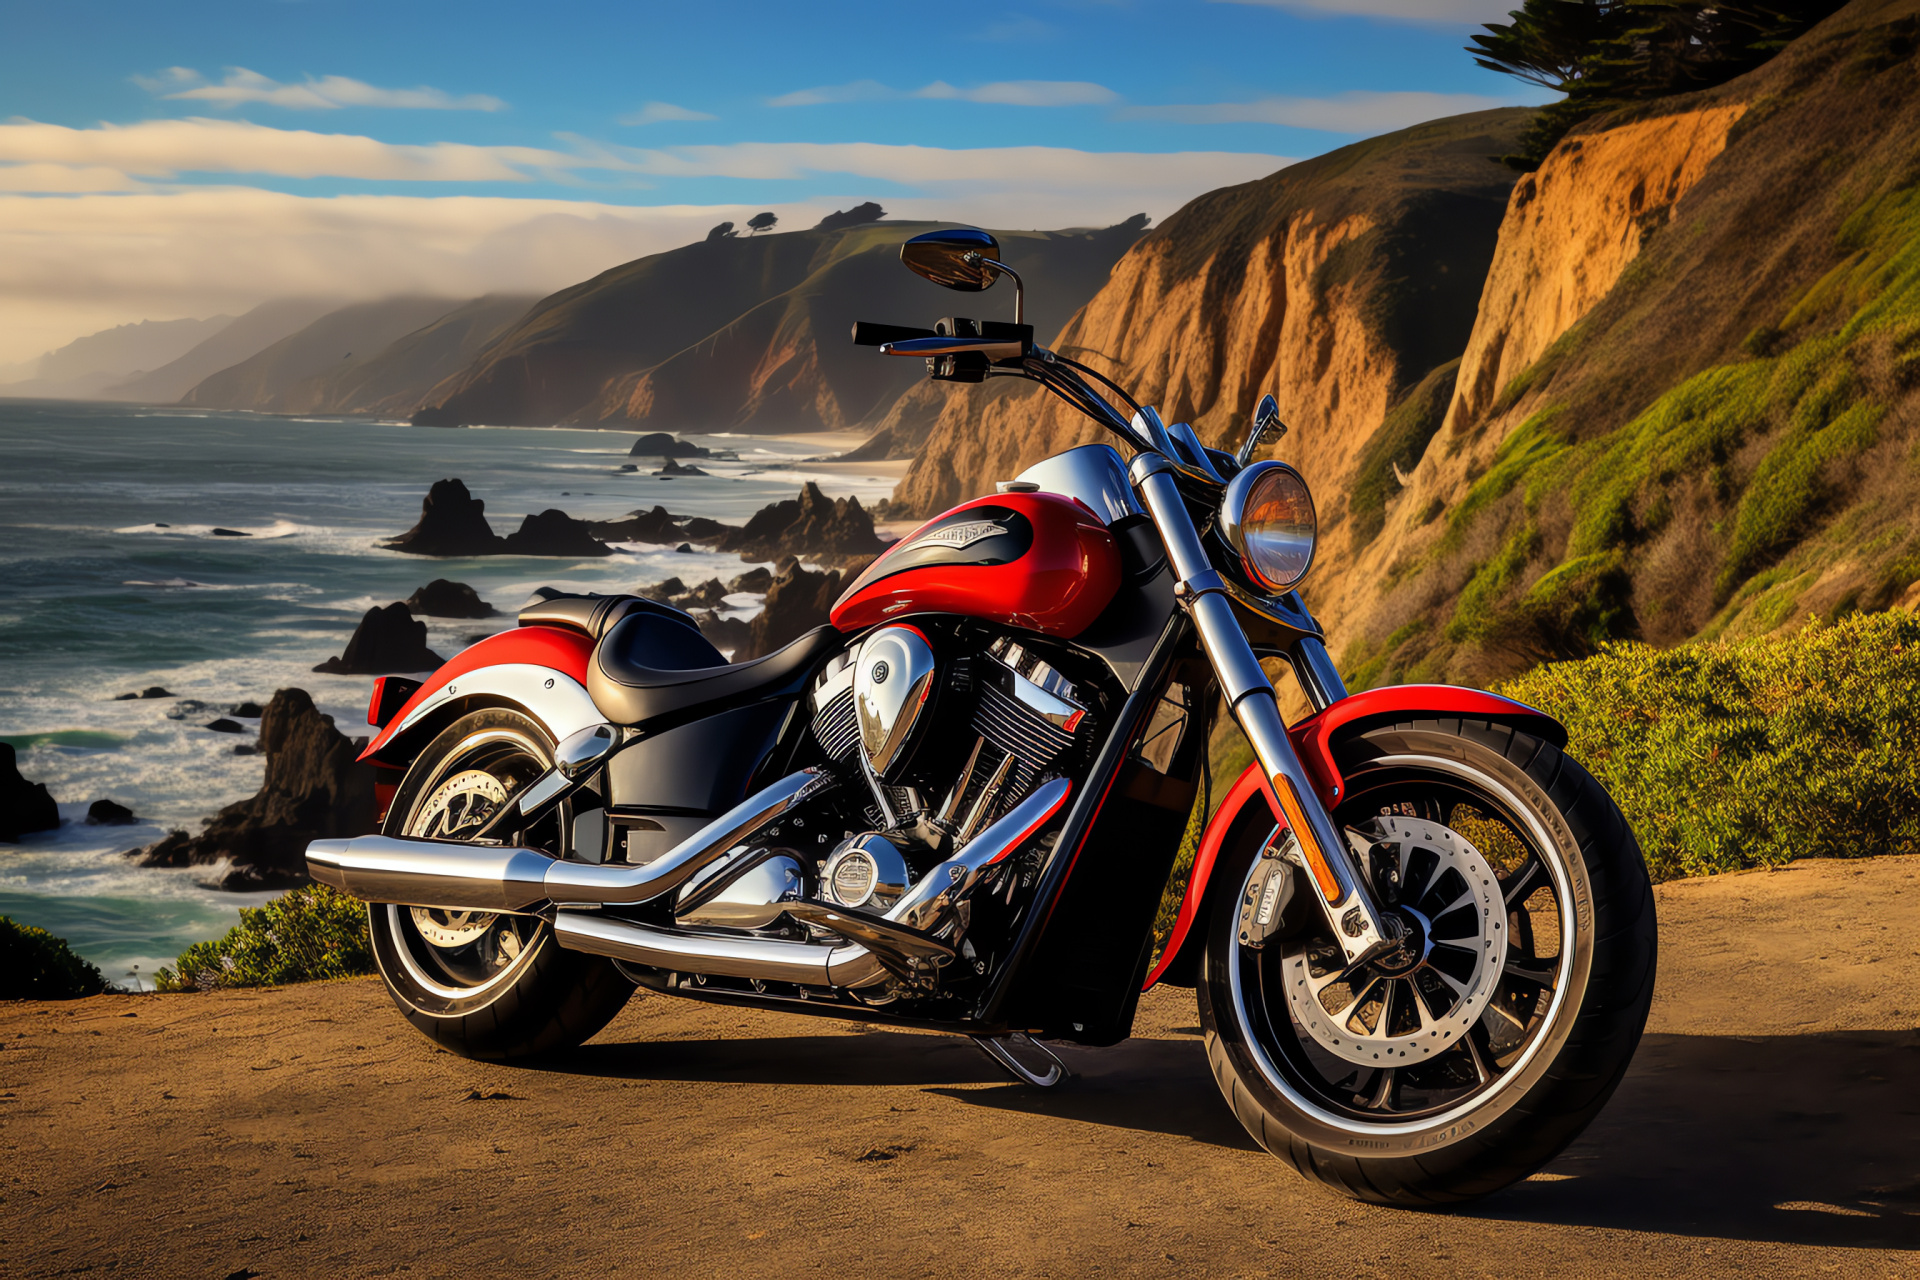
[137,66,506,111]
[770,79,1120,108]
[0,163,148,193]
[917,81,1120,107]
[620,102,718,126]
[0,117,601,183]
[1215,0,1517,22]
[1124,90,1515,132]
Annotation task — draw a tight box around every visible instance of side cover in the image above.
[831,492,1120,638]
[1144,685,1568,990]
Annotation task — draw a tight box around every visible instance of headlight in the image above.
[1219,460,1317,593]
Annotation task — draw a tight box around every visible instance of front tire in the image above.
[369,709,631,1060]
[1198,717,1656,1205]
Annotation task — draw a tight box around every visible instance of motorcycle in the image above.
[307,227,1657,1205]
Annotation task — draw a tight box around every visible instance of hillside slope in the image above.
[1331,0,1920,688]
[268,294,537,417]
[0,315,234,400]
[414,217,1150,431]
[105,299,339,404]
[179,296,467,412]
[888,109,1531,536]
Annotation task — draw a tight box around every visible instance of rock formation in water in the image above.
[385,479,503,556]
[655,458,708,477]
[736,559,855,660]
[714,482,885,566]
[628,432,711,459]
[86,799,137,825]
[500,509,614,557]
[131,688,376,890]
[313,603,445,675]
[0,744,60,842]
[404,579,495,618]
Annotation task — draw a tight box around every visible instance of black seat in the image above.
[587,609,844,726]
[518,587,669,640]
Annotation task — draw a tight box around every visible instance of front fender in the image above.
[358,625,598,768]
[1143,684,1564,990]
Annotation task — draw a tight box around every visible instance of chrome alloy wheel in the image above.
[1279,817,1506,1068]
[386,740,546,1001]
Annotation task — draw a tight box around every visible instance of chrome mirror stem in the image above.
[1236,393,1286,469]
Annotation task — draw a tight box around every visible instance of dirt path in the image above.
[5,858,1918,1278]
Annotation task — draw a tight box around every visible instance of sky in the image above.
[0,0,1542,365]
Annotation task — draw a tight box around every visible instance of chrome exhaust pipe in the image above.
[554,911,888,989]
[306,769,825,912]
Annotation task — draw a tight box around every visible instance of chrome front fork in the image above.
[1130,453,1397,967]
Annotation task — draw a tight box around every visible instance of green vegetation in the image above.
[1501,609,1920,880]
[0,917,108,999]
[156,884,373,992]
[1470,0,1845,169]
[1347,359,1459,545]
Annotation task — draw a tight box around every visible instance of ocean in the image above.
[0,398,899,984]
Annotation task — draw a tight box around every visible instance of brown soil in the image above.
[6,857,1918,1278]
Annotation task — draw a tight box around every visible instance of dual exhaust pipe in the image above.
[307,769,1071,991]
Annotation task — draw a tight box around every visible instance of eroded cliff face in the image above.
[1330,0,1920,687]
[1444,104,1749,435]
[889,109,1533,566]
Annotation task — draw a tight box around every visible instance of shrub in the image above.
[1499,609,1920,880]
[0,917,108,999]
[156,883,374,992]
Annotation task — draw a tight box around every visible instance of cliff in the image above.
[104,298,338,404]
[271,294,538,417]
[412,217,1149,431]
[888,110,1532,524]
[1332,0,1920,686]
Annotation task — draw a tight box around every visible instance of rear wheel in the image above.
[1198,718,1656,1205]
[368,709,631,1060]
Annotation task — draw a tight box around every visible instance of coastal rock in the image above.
[86,799,137,826]
[164,700,216,720]
[738,561,849,661]
[714,483,885,566]
[698,612,753,657]
[673,578,730,610]
[640,576,687,601]
[210,528,250,537]
[228,701,264,717]
[385,478,504,556]
[588,505,684,544]
[313,603,445,675]
[0,744,60,842]
[675,542,693,553]
[204,718,245,734]
[729,566,773,593]
[113,686,174,701]
[130,687,376,890]
[403,578,495,618]
[655,458,708,477]
[500,509,614,557]
[629,432,711,460]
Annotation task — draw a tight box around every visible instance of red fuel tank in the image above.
[831,492,1121,637]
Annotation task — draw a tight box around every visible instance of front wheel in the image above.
[368,708,632,1060]
[1198,717,1656,1205]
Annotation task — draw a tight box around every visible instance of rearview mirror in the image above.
[900,228,1003,292]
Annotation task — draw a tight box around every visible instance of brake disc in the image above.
[406,769,509,950]
[1278,816,1506,1068]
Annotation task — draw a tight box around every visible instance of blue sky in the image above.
[0,0,1538,361]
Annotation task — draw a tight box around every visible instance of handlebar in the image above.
[851,321,938,347]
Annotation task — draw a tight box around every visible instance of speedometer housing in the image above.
[1219,460,1318,594]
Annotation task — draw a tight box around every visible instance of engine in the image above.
[805,626,1090,907]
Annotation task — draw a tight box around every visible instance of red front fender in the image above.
[1143,684,1565,990]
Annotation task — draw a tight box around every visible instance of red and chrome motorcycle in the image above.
[308,227,1656,1205]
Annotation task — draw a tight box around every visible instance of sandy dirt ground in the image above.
[5,857,1917,1279]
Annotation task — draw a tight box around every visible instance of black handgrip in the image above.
[852,320,937,347]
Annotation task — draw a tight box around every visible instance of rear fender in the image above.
[1144,685,1565,989]
[358,625,598,770]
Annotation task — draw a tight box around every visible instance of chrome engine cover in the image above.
[820,833,912,912]
[853,625,938,780]
[674,847,805,929]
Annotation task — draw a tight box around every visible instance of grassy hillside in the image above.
[272,294,537,417]
[415,217,1150,431]
[180,296,468,412]
[1338,0,1920,688]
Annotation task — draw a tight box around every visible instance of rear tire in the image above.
[1197,718,1656,1205]
[369,709,631,1060]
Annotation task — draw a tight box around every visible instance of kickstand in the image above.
[972,1033,1071,1088]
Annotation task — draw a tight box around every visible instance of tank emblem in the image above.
[915,519,1007,550]
[871,660,890,685]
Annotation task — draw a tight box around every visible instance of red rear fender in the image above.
[1143,685,1565,990]
[358,625,598,766]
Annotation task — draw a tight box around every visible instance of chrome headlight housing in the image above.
[1219,460,1317,594]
